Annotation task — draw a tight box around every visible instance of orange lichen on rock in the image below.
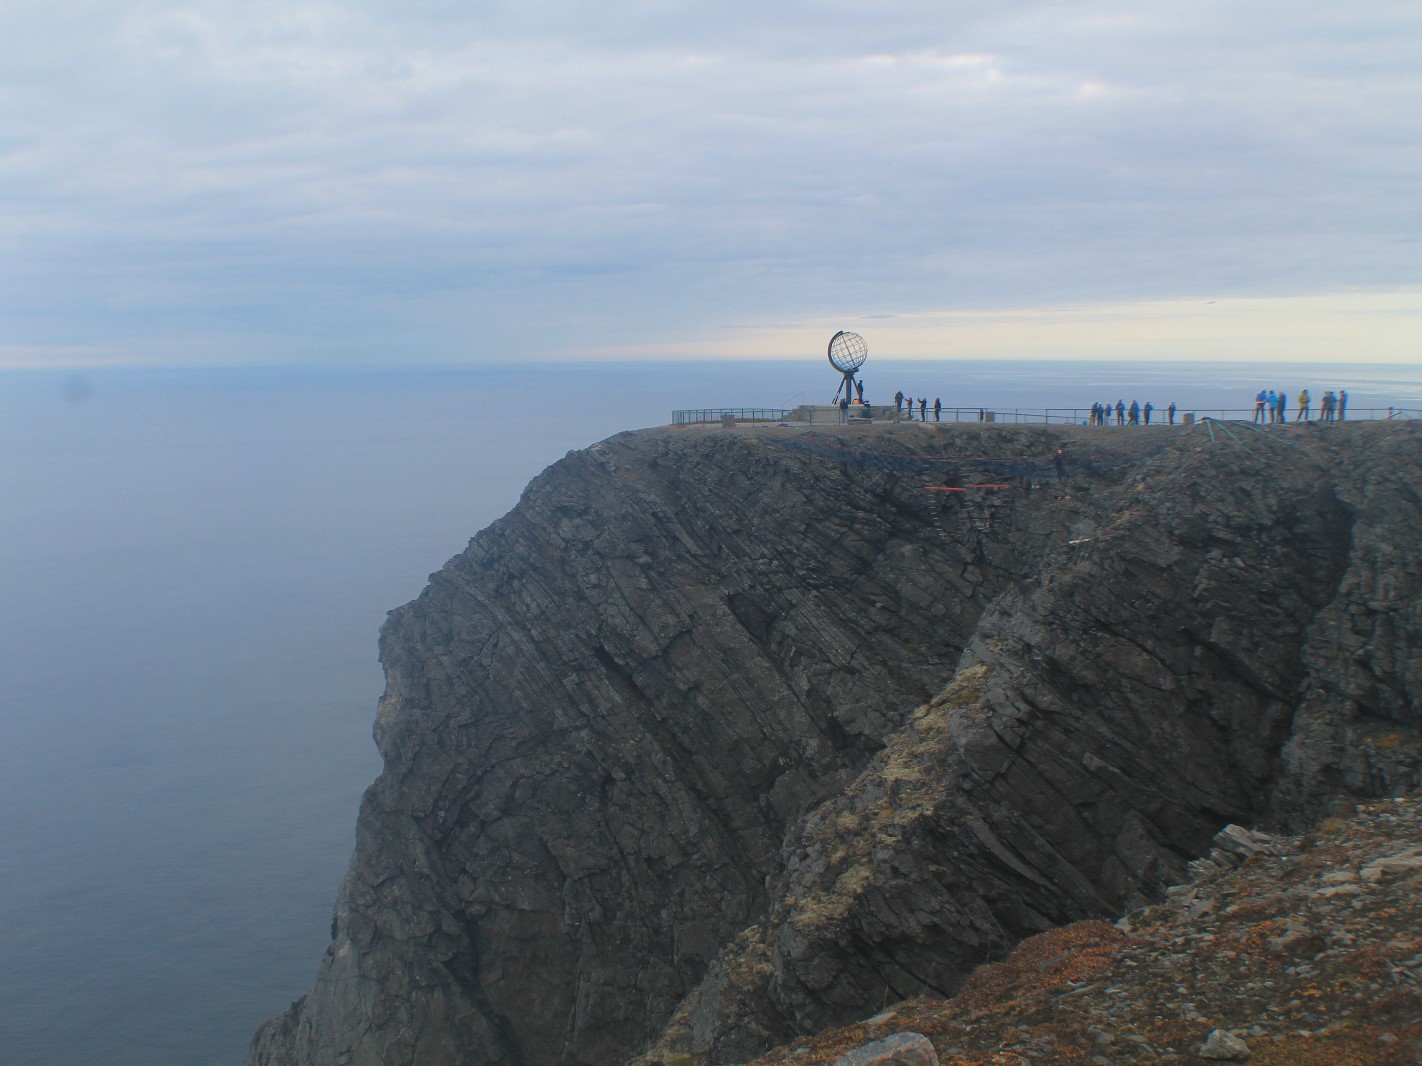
[948,921,1125,1013]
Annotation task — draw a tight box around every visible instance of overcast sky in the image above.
[3,1,1419,366]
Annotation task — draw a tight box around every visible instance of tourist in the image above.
[1338,389,1348,421]
[1143,401,1154,425]
[1129,400,1140,425]
[1254,389,1267,423]
[1116,400,1126,425]
[1297,388,1311,421]
[1277,390,1286,423]
[1168,401,1177,425]
[919,397,927,420]
[1267,390,1279,423]
[933,397,941,422]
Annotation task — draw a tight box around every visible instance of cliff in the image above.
[248,420,1422,1066]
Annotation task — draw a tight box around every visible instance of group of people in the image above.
[1253,388,1347,423]
[1090,400,1176,426]
[866,386,1353,427]
[894,391,942,421]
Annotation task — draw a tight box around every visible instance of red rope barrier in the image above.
[924,483,1013,491]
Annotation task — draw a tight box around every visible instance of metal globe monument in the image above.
[828,330,868,406]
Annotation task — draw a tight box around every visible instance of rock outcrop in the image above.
[249,421,1422,1066]
[743,795,1422,1065]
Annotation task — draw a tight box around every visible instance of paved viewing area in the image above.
[673,404,1421,426]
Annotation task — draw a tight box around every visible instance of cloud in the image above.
[564,289,1422,365]
[1,0,1419,364]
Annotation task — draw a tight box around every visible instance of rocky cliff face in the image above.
[249,421,1422,1066]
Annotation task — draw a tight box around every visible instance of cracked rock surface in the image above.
[248,421,1422,1066]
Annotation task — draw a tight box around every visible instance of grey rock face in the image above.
[1198,1028,1251,1061]
[249,422,1422,1066]
[832,1031,938,1066]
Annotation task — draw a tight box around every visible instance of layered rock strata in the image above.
[250,421,1422,1066]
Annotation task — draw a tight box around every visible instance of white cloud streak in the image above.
[1,0,1419,364]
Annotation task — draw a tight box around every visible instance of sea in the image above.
[2,359,1420,1066]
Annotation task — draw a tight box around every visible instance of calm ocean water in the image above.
[2,359,1419,1066]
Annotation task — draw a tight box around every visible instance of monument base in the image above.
[790,404,874,424]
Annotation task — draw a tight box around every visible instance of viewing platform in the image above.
[672,405,1422,426]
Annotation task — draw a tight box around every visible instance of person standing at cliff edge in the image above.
[1297,388,1311,421]
[919,397,927,420]
[1339,389,1348,421]
[1168,401,1177,425]
[933,397,942,422]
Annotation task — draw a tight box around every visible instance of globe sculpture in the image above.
[828,330,868,405]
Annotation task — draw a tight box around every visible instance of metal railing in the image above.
[889,407,1422,425]
[673,408,792,424]
[674,406,1421,427]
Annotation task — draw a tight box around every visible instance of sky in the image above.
[2,0,1419,367]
